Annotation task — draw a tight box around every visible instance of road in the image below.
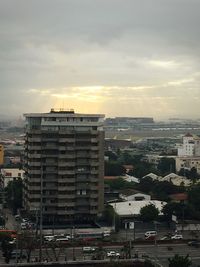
[1,243,200,266]
[2,210,200,266]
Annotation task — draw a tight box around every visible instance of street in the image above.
[1,243,200,266]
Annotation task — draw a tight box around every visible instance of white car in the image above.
[171,234,183,240]
[83,247,96,253]
[107,251,120,257]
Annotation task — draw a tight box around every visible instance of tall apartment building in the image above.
[23,109,105,223]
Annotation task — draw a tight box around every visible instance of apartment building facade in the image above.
[176,133,200,174]
[23,109,104,223]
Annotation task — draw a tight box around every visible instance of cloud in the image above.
[0,0,200,119]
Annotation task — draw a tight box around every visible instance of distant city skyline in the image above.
[0,0,200,119]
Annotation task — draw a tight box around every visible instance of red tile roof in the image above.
[169,193,188,201]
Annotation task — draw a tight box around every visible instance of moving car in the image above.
[171,234,183,240]
[107,251,120,257]
[83,247,96,253]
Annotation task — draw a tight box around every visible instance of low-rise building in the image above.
[176,156,200,174]
[0,168,24,187]
[110,200,166,219]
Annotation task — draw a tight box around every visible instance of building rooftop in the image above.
[110,200,167,217]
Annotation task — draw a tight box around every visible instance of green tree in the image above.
[105,177,129,190]
[168,254,191,267]
[103,205,120,231]
[5,178,23,214]
[140,204,159,222]
[162,202,197,221]
[188,185,200,214]
[157,157,175,176]
[105,161,126,176]
[105,151,118,161]
[137,177,155,194]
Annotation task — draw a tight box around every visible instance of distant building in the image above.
[105,139,132,151]
[176,133,200,174]
[0,168,24,187]
[105,117,154,127]
[176,156,200,174]
[142,154,176,167]
[178,133,200,157]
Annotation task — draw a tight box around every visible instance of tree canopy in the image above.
[168,254,192,267]
[140,204,159,222]
[5,178,23,214]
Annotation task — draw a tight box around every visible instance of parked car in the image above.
[107,251,120,257]
[188,240,200,247]
[171,234,183,240]
[83,247,96,253]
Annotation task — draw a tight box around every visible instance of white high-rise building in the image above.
[178,133,200,157]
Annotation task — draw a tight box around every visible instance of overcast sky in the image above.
[1,0,200,120]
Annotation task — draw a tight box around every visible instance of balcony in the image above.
[90,154,98,159]
[91,138,98,143]
[57,210,75,215]
[58,186,76,191]
[28,153,41,159]
[41,138,58,142]
[59,154,75,159]
[76,152,90,158]
[90,161,99,167]
[43,169,57,174]
[76,160,90,165]
[27,185,41,191]
[28,170,41,175]
[91,170,98,175]
[44,160,58,166]
[28,137,41,142]
[58,178,75,183]
[28,145,41,150]
[58,162,76,167]
[28,161,41,167]
[58,195,75,199]
[58,170,75,175]
[59,138,75,143]
[91,146,98,151]
[28,193,41,198]
[43,144,58,150]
